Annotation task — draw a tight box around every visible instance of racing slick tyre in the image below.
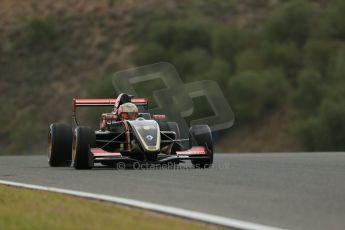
[48,123,73,167]
[73,126,96,169]
[189,125,213,168]
[157,121,169,132]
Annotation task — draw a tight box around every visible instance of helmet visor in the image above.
[121,112,138,120]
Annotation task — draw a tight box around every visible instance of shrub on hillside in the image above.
[88,76,115,98]
[133,17,212,68]
[235,49,264,72]
[261,42,301,80]
[326,48,345,83]
[317,0,345,40]
[212,28,248,65]
[227,69,289,121]
[133,43,171,65]
[304,40,342,75]
[264,0,312,46]
[291,69,323,114]
[172,48,211,78]
[25,18,61,51]
[8,113,43,152]
[261,68,289,110]
[149,19,212,52]
[294,87,345,151]
[199,58,232,83]
[312,98,345,151]
[227,72,265,121]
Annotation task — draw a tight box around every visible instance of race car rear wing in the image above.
[72,98,148,125]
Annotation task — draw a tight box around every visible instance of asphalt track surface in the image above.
[0,153,344,230]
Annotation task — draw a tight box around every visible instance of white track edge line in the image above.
[0,180,286,230]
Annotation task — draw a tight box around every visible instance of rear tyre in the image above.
[189,125,213,168]
[48,123,72,167]
[73,126,96,169]
[157,121,169,132]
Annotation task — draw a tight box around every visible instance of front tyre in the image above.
[48,123,73,167]
[73,127,96,169]
[189,125,213,168]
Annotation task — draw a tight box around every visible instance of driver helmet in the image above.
[118,103,139,120]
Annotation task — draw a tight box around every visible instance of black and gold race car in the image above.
[48,93,213,169]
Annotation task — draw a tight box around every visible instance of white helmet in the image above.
[118,103,139,120]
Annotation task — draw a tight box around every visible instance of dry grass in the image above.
[0,185,224,230]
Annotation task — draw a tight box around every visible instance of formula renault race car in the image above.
[48,93,213,169]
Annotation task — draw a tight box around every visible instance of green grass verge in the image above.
[0,185,223,230]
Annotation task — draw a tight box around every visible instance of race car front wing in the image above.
[90,146,210,164]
